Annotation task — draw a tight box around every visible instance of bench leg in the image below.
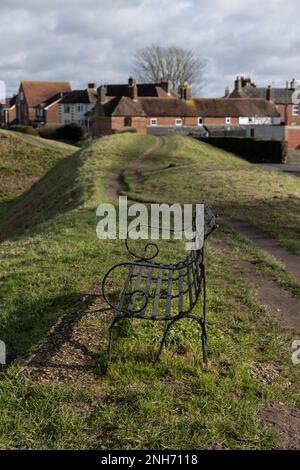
[155,319,177,364]
[108,317,119,361]
[200,320,208,369]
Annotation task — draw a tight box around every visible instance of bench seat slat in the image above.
[139,265,154,317]
[165,265,173,320]
[178,262,184,314]
[117,264,135,312]
[152,265,163,319]
[186,256,194,309]
[128,264,144,313]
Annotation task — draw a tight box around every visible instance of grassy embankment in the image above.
[0,134,299,450]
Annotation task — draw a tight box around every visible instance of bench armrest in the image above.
[102,261,150,315]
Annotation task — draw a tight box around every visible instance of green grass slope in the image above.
[0,129,76,204]
[0,134,299,450]
[125,136,300,256]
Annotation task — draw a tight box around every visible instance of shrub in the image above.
[9,125,38,135]
[55,123,86,142]
[38,123,87,143]
[38,125,61,140]
[199,137,288,163]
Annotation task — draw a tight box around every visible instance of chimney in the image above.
[290,78,299,90]
[129,78,138,101]
[224,86,230,98]
[266,85,272,101]
[161,79,173,96]
[98,85,107,104]
[88,83,95,89]
[234,76,242,91]
[180,81,191,100]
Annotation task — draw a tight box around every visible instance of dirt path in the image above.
[107,136,164,199]
[236,258,300,332]
[228,219,300,284]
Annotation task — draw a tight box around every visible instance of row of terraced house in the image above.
[1,76,300,148]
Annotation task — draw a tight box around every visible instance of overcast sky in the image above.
[1,0,299,97]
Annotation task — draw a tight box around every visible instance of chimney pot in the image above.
[266,85,272,101]
[180,81,191,100]
[98,85,107,104]
[129,78,138,101]
[88,83,95,89]
[234,76,242,91]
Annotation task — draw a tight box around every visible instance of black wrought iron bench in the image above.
[102,202,218,365]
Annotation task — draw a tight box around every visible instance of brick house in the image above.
[92,78,280,137]
[16,80,71,125]
[0,95,17,127]
[59,84,97,130]
[227,76,300,147]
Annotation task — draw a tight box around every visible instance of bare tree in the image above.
[133,45,205,93]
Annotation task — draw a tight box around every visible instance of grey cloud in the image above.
[1,0,300,97]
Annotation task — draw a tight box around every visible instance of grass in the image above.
[0,129,76,205]
[0,134,299,450]
[125,136,300,256]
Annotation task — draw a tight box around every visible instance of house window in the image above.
[175,118,183,126]
[292,105,299,116]
[76,104,84,113]
[36,107,44,117]
[198,117,203,125]
[250,128,255,137]
[124,116,132,127]
[64,104,71,113]
[150,118,157,126]
[225,117,231,124]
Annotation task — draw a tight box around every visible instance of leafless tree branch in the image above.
[133,45,205,94]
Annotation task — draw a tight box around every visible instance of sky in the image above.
[1,0,299,97]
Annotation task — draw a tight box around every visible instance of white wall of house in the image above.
[60,103,93,128]
[238,117,279,125]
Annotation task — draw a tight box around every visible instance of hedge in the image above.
[38,123,87,143]
[9,125,38,136]
[199,137,288,163]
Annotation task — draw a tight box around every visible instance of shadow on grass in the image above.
[0,149,83,242]
[1,292,92,362]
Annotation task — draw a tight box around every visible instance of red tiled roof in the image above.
[102,96,145,116]
[192,98,280,117]
[20,80,71,107]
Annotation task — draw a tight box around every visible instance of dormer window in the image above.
[124,116,132,127]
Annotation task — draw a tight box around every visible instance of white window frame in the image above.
[77,103,84,113]
[150,118,157,126]
[198,117,203,125]
[292,105,299,116]
[175,118,183,126]
[225,117,231,124]
[64,104,71,113]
